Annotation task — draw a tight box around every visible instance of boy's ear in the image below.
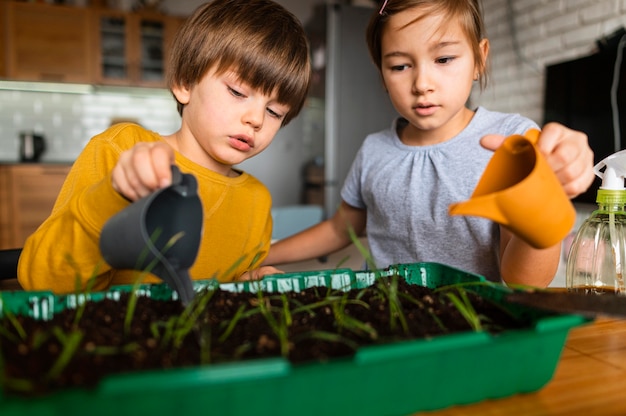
[171,83,191,105]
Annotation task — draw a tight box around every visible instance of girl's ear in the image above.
[478,38,490,75]
[171,83,191,105]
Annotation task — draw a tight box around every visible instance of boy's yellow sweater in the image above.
[18,123,272,293]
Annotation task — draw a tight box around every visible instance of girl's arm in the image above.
[263,201,367,266]
[498,227,561,287]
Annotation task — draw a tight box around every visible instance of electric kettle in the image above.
[19,132,46,162]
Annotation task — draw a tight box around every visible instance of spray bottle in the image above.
[566,150,626,294]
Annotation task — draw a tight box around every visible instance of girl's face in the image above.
[171,68,290,175]
[380,7,488,145]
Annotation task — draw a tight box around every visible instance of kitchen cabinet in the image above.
[91,9,184,87]
[0,164,72,250]
[3,2,93,83]
[0,3,6,78]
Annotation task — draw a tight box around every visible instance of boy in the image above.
[18,0,311,292]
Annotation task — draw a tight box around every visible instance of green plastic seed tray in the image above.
[0,262,588,416]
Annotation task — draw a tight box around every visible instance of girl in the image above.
[264,0,594,287]
[18,0,311,292]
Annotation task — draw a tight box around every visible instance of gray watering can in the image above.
[99,165,203,305]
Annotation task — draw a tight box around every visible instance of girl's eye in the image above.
[436,56,455,64]
[390,64,409,71]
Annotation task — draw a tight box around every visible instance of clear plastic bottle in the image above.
[566,150,626,294]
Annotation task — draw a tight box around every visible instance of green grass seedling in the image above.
[253,291,292,357]
[0,296,26,343]
[45,327,83,381]
[442,288,483,332]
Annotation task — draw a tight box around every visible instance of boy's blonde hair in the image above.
[367,0,489,90]
[167,0,311,125]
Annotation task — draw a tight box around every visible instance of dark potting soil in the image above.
[0,277,527,397]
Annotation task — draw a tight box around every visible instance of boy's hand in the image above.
[480,122,594,199]
[111,142,175,201]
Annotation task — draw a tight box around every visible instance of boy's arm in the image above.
[263,201,367,266]
[18,140,128,293]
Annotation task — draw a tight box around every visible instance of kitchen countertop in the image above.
[417,317,626,415]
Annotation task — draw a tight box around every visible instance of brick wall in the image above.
[472,0,626,124]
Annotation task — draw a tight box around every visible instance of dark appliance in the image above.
[543,27,626,203]
[19,132,46,162]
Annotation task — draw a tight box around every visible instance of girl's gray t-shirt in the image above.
[340,107,538,282]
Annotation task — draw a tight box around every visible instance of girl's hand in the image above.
[111,141,175,201]
[239,266,284,281]
[480,122,595,199]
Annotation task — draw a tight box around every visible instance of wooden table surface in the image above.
[417,317,626,415]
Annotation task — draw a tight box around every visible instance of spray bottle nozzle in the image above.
[594,149,626,190]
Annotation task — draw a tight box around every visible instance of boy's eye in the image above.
[267,108,285,120]
[228,86,245,97]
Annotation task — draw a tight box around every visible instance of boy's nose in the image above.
[243,105,264,129]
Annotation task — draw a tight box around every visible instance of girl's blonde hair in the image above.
[167,0,311,125]
[367,0,489,90]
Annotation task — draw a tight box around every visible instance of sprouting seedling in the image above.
[219,253,248,282]
[346,223,378,274]
[45,326,83,381]
[442,287,483,332]
[0,358,33,394]
[330,292,378,340]
[123,270,149,336]
[68,257,103,327]
[432,281,520,332]
[373,274,409,334]
[0,295,26,343]
[124,229,186,336]
[198,324,212,365]
[218,303,250,343]
[84,342,139,356]
[151,286,216,352]
[293,329,360,352]
[253,291,293,357]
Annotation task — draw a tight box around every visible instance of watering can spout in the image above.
[448,195,508,225]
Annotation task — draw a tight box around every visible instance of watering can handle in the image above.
[171,165,182,186]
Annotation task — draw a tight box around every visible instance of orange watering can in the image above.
[448,129,575,249]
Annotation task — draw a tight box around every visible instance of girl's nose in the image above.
[412,67,434,94]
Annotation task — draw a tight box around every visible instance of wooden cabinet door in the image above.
[5,3,92,83]
[0,2,7,78]
[92,10,184,87]
[92,9,132,86]
[0,165,72,250]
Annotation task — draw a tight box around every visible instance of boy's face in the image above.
[379,7,488,145]
[171,68,290,175]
